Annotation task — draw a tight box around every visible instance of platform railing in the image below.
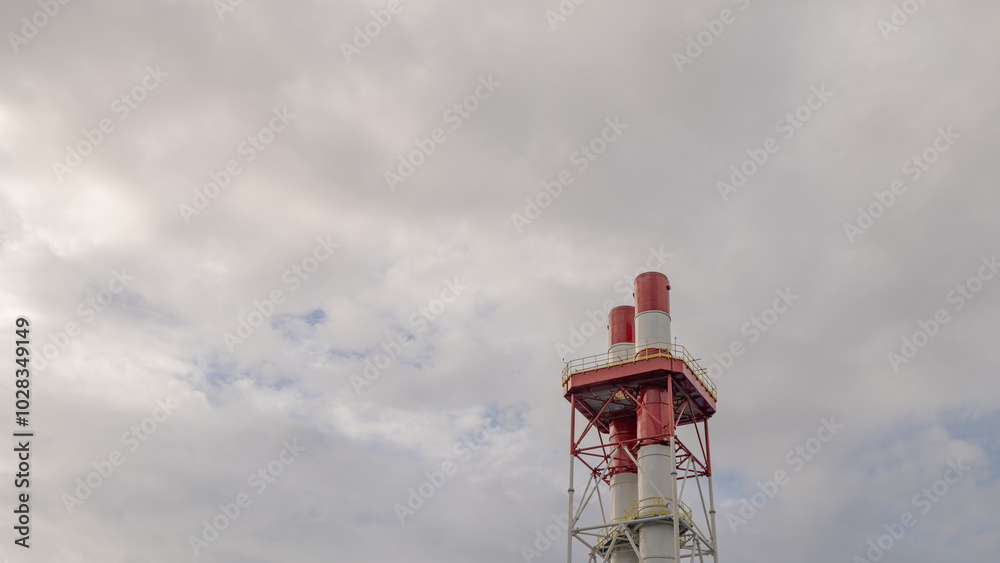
[628,497,694,526]
[595,497,694,549]
[562,341,717,400]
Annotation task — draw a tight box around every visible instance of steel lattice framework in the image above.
[563,347,719,563]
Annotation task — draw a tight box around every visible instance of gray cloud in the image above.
[0,0,998,561]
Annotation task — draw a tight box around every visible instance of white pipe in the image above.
[634,311,671,355]
[637,444,676,563]
[610,342,634,363]
[609,473,639,563]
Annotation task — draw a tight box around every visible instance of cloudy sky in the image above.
[1,0,998,561]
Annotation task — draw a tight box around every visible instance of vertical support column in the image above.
[567,397,576,563]
[705,420,718,563]
[670,434,680,563]
[708,475,718,563]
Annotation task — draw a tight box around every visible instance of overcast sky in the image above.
[1,0,998,561]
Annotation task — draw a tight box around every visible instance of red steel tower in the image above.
[562,272,718,563]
